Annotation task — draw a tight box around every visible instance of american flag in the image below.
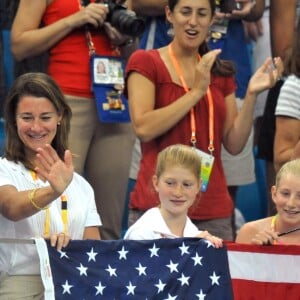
[36,238,234,300]
[227,243,300,300]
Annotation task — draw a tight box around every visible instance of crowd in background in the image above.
[0,0,300,298]
[0,1,298,236]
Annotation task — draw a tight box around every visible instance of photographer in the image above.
[10,0,139,240]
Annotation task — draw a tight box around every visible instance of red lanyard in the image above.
[78,0,96,56]
[168,44,215,154]
[78,0,120,56]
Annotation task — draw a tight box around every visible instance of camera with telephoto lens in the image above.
[215,0,241,13]
[103,0,145,37]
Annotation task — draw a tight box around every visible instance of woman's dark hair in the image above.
[283,17,300,77]
[168,0,235,76]
[4,72,72,168]
[168,0,216,14]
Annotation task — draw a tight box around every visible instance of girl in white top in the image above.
[236,158,300,245]
[0,73,101,299]
[124,144,223,248]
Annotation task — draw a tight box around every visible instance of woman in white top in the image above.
[0,73,101,299]
[124,144,223,248]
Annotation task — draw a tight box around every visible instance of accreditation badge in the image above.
[91,55,130,123]
[193,148,215,192]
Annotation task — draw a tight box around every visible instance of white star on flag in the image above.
[118,246,128,260]
[105,264,117,277]
[179,242,190,255]
[196,289,206,300]
[62,280,73,294]
[76,263,88,276]
[204,240,214,248]
[177,273,190,286]
[210,271,220,285]
[135,262,147,276]
[58,250,69,259]
[126,281,136,295]
[149,243,160,257]
[155,279,166,293]
[191,252,203,266]
[87,247,98,262]
[166,260,178,273]
[95,282,106,295]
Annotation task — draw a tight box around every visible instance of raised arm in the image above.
[11,0,108,60]
[274,117,300,172]
[222,57,283,154]
[0,145,73,221]
[270,0,298,58]
[0,184,61,222]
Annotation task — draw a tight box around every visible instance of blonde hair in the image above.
[275,159,300,187]
[156,144,201,179]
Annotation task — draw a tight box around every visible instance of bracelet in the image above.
[29,188,49,210]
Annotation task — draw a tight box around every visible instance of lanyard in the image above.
[78,0,120,57]
[78,0,96,56]
[168,44,215,154]
[271,215,279,245]
[30,171,68,236]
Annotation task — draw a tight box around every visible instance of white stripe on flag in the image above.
[35,238,55,300]
[228,250,300,283]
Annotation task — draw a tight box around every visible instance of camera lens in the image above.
[110,10,145,37]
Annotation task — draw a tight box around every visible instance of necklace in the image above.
[271,214,300,244]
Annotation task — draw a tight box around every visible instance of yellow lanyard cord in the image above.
[30,171,68,235]
[61,195,68,234]
[271,214,277,245]
[44,209,51,236]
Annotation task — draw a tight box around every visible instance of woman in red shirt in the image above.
[125,0,283,240]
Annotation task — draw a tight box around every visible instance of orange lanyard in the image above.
[168,44,215,154]
[30,171,68,235]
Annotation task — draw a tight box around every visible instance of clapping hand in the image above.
[248,56,283,95]
[192,49,222,96]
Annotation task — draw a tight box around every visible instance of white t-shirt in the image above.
[0,158,101,275]
[275,75,300,119]
[124,207,200,240]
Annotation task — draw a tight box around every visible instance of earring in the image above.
[167,24,174,38]
[57,122,61,126]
